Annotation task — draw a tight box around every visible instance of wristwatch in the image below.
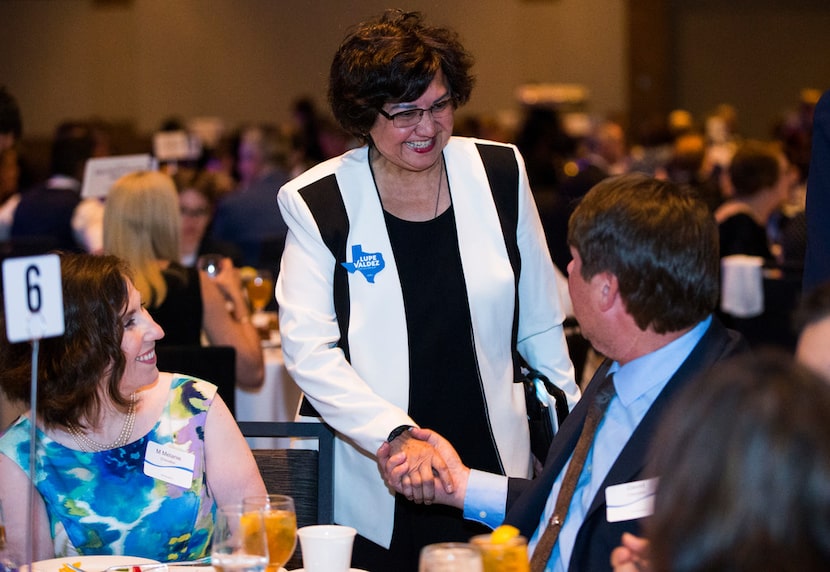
[386,424,414,443]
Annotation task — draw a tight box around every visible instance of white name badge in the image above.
[143,440,196,489]
[605,477,658,523]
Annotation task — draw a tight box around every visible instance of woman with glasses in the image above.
[173,170,241,268]
[275,10,579,570]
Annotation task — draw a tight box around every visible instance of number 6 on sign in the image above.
[2,254,65,342]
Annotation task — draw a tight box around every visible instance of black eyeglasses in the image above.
[377,96,455,128]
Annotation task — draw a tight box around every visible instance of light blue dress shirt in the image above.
[464,316,712,571]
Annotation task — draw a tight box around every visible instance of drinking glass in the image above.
[245,269,274,315]
[0,499,6,551]
[469,534,530,572]
[197,253,224,278]
[212,504,269,572]
[0,500,12,572]
[418,542,483,572]
[243,495,296,572]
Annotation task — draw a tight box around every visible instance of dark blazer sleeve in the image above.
[504,361,613,538]
[504,318,747,571]
[804,89,830,293]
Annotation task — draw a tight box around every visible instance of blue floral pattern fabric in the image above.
[0,376,217,561]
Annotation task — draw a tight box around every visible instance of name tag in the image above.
[143,440,195,489]
[605,477,658,523]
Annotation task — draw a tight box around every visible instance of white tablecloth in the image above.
[235,344,302,449]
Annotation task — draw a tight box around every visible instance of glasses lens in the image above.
[393,110,422,128]
[390,98,454,128]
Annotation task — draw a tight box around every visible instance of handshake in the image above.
[376,427,470,508]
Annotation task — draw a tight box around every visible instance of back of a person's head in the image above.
[567,173,719,333]
[104,170,180,306]
[666,132,706,180]
[50,120,95,179]
[0,85,23,141]
[237,124,287,174]
[647,351,830,572]
[728,139,782,198]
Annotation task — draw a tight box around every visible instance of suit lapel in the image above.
[583,318,745,519]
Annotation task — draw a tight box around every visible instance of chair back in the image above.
[155,345,236,416]
[237,421,336,571]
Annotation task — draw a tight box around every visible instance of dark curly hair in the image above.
[568,173,719,333]
[328,9,475,143]
[0,253,133,429]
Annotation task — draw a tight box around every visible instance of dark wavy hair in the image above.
[328,9,475,143]
[646,352,830,572]
[568,173,719,333]
[0,253,132,429]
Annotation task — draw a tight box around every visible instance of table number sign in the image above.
[81,153,155,199]
[2,254,65,342]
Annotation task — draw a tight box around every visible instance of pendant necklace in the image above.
[369,148,448,219]
[433,155,445,218]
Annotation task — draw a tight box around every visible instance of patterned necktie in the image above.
[529,372,617,572]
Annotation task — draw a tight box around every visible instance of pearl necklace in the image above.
[67,393,137,452]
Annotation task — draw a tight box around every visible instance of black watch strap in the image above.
[387,424,414,443]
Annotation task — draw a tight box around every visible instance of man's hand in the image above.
[610,533,652,572]
[377,427,470,509]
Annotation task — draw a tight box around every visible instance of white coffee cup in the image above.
[297,524,357,572]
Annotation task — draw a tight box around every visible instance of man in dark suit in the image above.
[378,173,747,571]
[10,120,96,253]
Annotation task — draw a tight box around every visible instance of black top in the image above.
[150,263,204,346]
[718,212,772,260]
[384,206,502,474]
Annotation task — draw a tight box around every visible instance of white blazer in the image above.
[276,137,579,547]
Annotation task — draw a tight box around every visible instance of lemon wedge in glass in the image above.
[490,524,520,544]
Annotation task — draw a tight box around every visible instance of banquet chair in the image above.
[237,421,335,570]
[155,345,237,417]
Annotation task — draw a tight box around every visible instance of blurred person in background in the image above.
[793,279,830,381]
[10,120,103,253]
[173,169,241,267]
[103,170,263,390]
[211,123,290,271]
[715,139,795,262]
[0,85,23,241]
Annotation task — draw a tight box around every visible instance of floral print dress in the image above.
[0,376,217,561]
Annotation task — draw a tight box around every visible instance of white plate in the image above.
[289,569,367,572]
[28,556,160,572]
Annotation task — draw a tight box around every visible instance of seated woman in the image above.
[173,169,241,268]
[103,170,264,390]
[715,139,794,261]
[0,253,266,562]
